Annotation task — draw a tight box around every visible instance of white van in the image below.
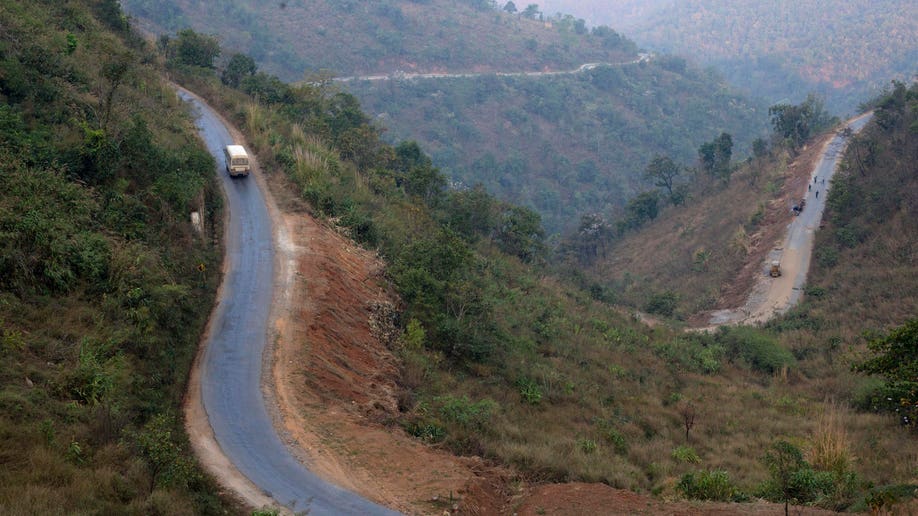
[224,144,250,177]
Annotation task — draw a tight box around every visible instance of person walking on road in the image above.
[816,190,819,199]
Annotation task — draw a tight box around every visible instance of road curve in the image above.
[177,89,399,515]
[706,112,874,327]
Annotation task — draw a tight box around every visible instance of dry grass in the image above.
[809,402,852,473]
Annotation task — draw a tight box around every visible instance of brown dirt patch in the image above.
[263,169,510,515]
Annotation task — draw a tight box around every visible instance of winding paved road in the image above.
[178,89,398,515]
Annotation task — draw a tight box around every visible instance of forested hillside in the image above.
[349,61,765,232]
[540,0,918,113]
[123,0,769,233]
[0,1,229,512]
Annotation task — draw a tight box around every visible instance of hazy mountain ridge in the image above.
[539,0,918,113]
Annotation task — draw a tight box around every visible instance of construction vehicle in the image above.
[769,261,782,277]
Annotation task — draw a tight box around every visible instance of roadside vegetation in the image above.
[170,28,916,512]
[0,1,229,513]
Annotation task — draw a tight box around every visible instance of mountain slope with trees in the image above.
[176,36,915,509]
[0,1,230,512]
[123,0,770,233]
[124,0,636,79]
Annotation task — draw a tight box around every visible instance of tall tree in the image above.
[768,94,832,150]
[522,4,540,19]
[496,205,545,263]
[172,29,220,68]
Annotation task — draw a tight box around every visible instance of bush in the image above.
[672,445,701,464]
[678,470,742,501]
[645,291,677,317]
[434,395,497,431]
[602,427,628,455]
[718,326,795,373]
[518,379,543,405]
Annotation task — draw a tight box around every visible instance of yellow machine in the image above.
[769,260,782,277]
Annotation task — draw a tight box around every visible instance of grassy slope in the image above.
[0,2,230,513]
[563,84,918,496]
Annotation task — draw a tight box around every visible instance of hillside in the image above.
[123,0,637,79]
[348,61,766,233]
[123,0,769,234]
[538,0,918,113]
[0,1,230,513]
[175,38,916,510]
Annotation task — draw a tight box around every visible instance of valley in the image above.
[1,1,915,515]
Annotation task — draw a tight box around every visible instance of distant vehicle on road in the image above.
[224,144,250,177]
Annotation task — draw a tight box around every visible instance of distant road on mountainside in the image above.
[334,55,652,82]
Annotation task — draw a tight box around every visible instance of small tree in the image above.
[133,413,198,493]
[644,155,681,199]
[502,1,517,13]
[853,319,918,429]
[221,53,257,88]
[678,401,696,440]
[763,440,807,516]
[698,132,733,181]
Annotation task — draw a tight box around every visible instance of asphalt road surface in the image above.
[178,90,398,515]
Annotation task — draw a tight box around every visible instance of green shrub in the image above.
[815,246,839,267]
[403,420,446,443]
[577,438,598,454]
[434,395,497,430]
[672,445,701,464]
[518,379,543,405]
[678,469,742,501]
[645,290,677,317]
[718,326,795,373]
[601,427,628,455]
